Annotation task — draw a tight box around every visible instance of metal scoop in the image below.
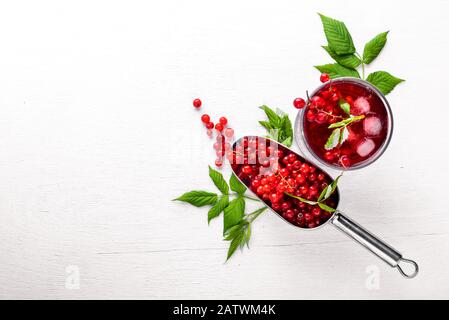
[231,136,418,278]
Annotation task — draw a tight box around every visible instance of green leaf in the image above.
[224,221,246,240]
[325,128,342,150]
[318,13,355,55]
[259,121,274,130]
[223,197,245,234]
[339,126,349,145]
[174,190,218,207]
[328,174,342,199]
[363,31,389,64]
[230,173,247,195]
[281,114,293,144]
[208,166,229,194]
[315,63,360,79]
[339,100,351,115]
[208,195,229,224]
[281,136,292,147]
[259,105,281,127]
[226,228,245,261]
[284,193,317,205]
[244,223,251,248]
[317,184,329,202]
[322,46,361,69]
[366,71,404,95]
[318,202,336,213]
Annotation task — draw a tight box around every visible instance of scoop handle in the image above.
[331,211,419,278]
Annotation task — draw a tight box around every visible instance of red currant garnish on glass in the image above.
[320,73,330,83]
[293,97,306,109]
[206,122,214,129]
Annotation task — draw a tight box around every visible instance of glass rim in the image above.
[294,77,394,171]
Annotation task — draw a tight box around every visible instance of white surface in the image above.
[0,0,448,299]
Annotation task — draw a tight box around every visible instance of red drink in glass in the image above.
[296,78,393,170]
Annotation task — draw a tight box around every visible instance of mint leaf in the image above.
[325,128,342,150]
[226,226,245,261]
[282,136,292,147]
[209,166,229,194]
[208,195,229,224]
[174,191,218,207]
[259,105,281,127]
[315,63,360,79]
[339,126,349,145]
[328,174,342,199]
[230,173,246,195]
[223,197,245,233]
[259,121,274,130]
[366,71,404,95]
[318,202,336,213]
[363,31,389,64]
[318,13,355,55]
[322,46,361,69]
[284,193,317,205]
[281,115,293,146]
[339,100,351,115]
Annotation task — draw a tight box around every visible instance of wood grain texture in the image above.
[0,0,448,299]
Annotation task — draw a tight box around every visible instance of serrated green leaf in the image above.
[322,46,361,69]
[208,195,229,224]
[245,223,251,248]
[208,166,229,194]
[230,173,247,195]
[226,228,245,261]
[318,13,355,55]
[318,202,336,213]
[339,100,351,115]
[259,105,281,127]
[223,197,245,234]
[281,115,293,144]
[325,128,342,150]
[224,221,246,240]
[366,71,404,95]
[315,63,360,79]
[339,126,349,145]
[259,121,274,130]
[284,193,317,205]
[363,31,389,64]
[174,190,218,207]
[328,174,342,199]
[281,136,292,147]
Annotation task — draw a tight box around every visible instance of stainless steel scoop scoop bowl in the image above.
[231,136,419,279]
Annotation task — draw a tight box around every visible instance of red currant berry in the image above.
[215,158,223,167]
[224,128,234,138]
[340,155,351,168]
[256,186,265,195]
[293,97,306,109]
[317,173,325,181]
[312,207,321,216]
[324,151,334,161]
[310,96,326,107]
[219,117,228,126]
[201,114,210,123]
[242,165,252,175]
[193,98,202,108]
[306,110,316,121]
[320,73,330,83]
[206,122,214,129]
[215,123,224,132]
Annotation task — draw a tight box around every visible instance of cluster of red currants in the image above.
[231,137,338,228]
[193,98,235,167]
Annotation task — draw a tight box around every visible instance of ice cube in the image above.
[352,97,370,115]
[356,138,375,157]
[363,116,382,136]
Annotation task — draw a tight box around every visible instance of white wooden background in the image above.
[0,0,448,299]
